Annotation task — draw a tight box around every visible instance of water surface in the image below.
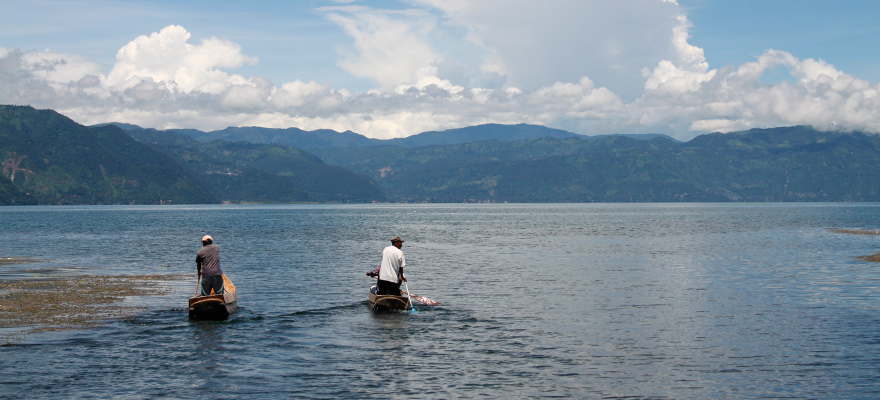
[1,203,880,399]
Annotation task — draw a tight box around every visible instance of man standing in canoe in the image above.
[377,236,406,295]
[196,234,224,296]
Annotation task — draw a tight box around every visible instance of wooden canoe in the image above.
[189,274,237,319]
[368,285,411,311]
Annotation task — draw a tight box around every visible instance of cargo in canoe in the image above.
[369,285,412,311]
[189,274,237,319]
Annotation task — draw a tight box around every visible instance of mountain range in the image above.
[148,122,676,149]
[1,105,207,205]
[2,104,879,205]
[1,105,382,205]
[309,126,880,202]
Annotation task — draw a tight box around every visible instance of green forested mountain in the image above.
[3,105,879,205]
[310,126,880,202]
[123,127,385,203]
[0,105,212,205]
[0,174,34,205]
[382,124,580,146]
[0,105,383,205]
[180,126,377,148]
[136,123,606,149]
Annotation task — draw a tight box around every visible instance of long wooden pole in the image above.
[403,274,417,313]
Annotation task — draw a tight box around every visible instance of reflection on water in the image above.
[1,203,880,398]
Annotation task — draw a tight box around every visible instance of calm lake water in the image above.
[1,203,880,399]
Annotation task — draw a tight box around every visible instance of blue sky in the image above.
[1,0,879,140]
[684,0,880,82]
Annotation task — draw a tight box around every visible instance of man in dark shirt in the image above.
[196,235,224,296]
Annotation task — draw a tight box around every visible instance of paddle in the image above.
[403,276,418,313]
[195,276,201,297]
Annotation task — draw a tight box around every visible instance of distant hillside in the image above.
[186,126,377,148]
[0,105,213,205]
[384,123,581,146]
[310,126,880,202]
[119,123,598,149]
[7,105,878,205]
[604,133,679,142]
[0,174,34,205]
[124,127,385,203]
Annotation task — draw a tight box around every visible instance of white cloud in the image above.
[220,78,274,110]
[643,15,715,95]
[533,78,623,120]
[19,50,101,84]
[410,0,682,99]
[321,6,440,91]
[105,25,257,93]
[272,80,330,109]
[2,1,880,141]
[636,49,880,135]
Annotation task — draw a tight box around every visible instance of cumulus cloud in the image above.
[105,25,257,93]
[636,49,880,134]
[643,15,714,95]
[272,80,331,109]
[320,6,441,91]
[410,0,682,99]
[19,50,101,84]
[1,0,880,141]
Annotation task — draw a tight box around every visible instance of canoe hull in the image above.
[369,285,411,311]
[189,274,238,319]
[188,292,237,319]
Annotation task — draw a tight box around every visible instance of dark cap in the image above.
[390,236,404,243]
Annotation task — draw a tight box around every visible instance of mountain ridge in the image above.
[108,122,676,149]
[309,126,880,202]
[3,106,384,204]
[1,105,213,205]
[122,126,386,203]
[5,105,880,204]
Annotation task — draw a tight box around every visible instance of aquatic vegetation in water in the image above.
[0,274,188,343]
[830,229,880,235]
[829,229,880,263]
[859,254,880,262]
[0,257,50,265]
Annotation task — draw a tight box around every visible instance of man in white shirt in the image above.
[377,236,406,295]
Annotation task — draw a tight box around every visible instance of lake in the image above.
[1,203,880,399]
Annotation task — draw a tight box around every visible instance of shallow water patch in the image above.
[828,229,880,262]
[0,257,51,266]
[859,254,880,262]
[829,229,880,235]
[0,274,188,343]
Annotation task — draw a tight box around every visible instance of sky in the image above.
[1,0,879,141]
